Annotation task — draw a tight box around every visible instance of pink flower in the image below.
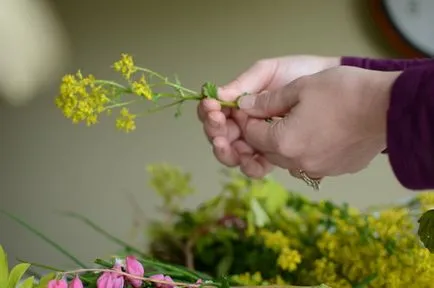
[68,276,84,288]
[188,279,202,288]
[125,255,144,287]
[150,274,175,288]
[97,271,125,288]
[48,279,68,288]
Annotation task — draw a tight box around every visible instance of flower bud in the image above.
[68,276,84,288]
[150,274,175,288]
[125,255,145,287]
[97,271,125,288]
[48,279,68,288]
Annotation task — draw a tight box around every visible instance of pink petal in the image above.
[97,272,114,288]
[48,279,68,288]
[68,276,84,288]
[112,274,125,288]
[125,255,144,287]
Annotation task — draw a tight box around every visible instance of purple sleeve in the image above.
[341,56,434,71]
[387,63,434,190]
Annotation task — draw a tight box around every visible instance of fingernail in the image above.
[238,95,256,109]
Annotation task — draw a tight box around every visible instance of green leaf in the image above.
[17,276,34,288]
[216,254,233,277]
[60,211,147,258]
[418,209,434,252]
[35,272,56,288]
[201,82,218,99]
[7,263,30,288]
[250,198,270,227]
[261,181,289,214]
[0,245,9,288]
[0,210,86,268]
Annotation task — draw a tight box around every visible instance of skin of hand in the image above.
[197,55,340,178]
[237,66,402,179]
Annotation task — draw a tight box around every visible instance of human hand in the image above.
[237,66,401,181]
[197,55,340,177]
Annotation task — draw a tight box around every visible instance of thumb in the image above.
[237,84,300,118]
[218,60,277,102]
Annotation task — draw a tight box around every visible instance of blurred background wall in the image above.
[0,0,413,269]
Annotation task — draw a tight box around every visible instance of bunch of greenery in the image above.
[0,186,328,288]
[134,164,434,288]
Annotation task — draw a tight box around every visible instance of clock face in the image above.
[382,0,434,56]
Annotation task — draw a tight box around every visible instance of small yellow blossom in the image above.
[418,192,434,211]
[55,71,109,126]
[231,272,262,285]
[113,53,137,80]
[115,107,136,132]
[131,75,153,100]
[259,229,290,251]
[277,247,301,272]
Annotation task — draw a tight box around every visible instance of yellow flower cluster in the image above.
[277,247,302,272]
[230,272,286,286]
[113,53,137,81]
[311,206,434,287]
[56,53,159,133]
[55,71,109,126]
[417,192,434,211]
[131,75,153,100]
[260,229,302,272]
[115,107,136,132]
[259,229,290,251]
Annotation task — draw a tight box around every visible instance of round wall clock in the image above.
[368,0,434,58]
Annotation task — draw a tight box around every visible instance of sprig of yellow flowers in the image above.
[55,53,239,132]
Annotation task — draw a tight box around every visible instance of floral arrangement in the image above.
[0,168,330,288]
[1,163,434,288]
[126,164,434,288]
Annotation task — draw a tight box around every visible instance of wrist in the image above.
[324,57,341,69]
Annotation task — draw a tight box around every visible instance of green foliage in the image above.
[142,164,434,288]
[201,82,218,99]
[147,163,195,211]
[418,209,434,252]
[0,245,45,288]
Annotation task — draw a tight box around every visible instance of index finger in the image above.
[218,60,278,102]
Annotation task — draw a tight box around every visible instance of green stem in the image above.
[104,100,137,110]
[135,67,197,95]
[141,98,187,115]
[16,258,64,272]
[0,210,87,268]
[59,211,148,258]
[95,80,129,91]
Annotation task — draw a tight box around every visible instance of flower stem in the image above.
[95,80,129,91]
[135,67,197,95]
[104,100,137,110]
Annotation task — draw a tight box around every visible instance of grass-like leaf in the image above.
[59,211,147,257]
[0,210,86,268]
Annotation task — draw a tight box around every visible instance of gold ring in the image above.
[299,170,321,191]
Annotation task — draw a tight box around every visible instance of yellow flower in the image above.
[115,107,136,132]
[277,247,301,272]
[113,53,137,80]
[131,75,153,100]
[259,229,290,251]
[231,272,262,285]
[55,70,109,126]
[418,192,434,211]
